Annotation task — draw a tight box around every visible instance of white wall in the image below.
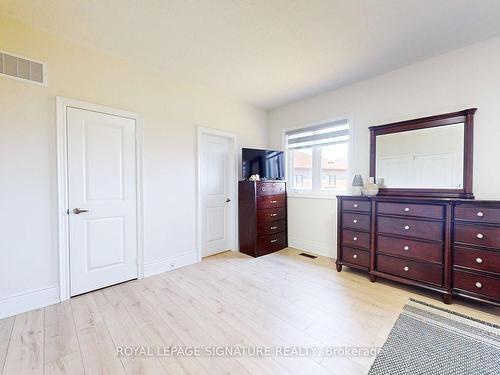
[0,16,267,318]
[269,36,500,258]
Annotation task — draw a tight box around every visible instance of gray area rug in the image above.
[369,298,500,374]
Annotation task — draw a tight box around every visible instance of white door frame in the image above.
[196,127,238,261]
[56,97,144,302]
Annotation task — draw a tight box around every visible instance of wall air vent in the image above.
[0,50,47,85]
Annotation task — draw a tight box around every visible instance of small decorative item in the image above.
[376,177,385,188]
[362,177,379,196]
[352,174,364,196]
[249,174,260,181]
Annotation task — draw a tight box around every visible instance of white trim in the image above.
[144,252,197,277]
[56,97,144,302]
[282,114,354,197]
[196,127,239,262]
[0,49,48,86]
[0,285,59,320]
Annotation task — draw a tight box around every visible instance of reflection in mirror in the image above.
[376,123,464,189]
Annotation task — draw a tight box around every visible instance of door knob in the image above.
[226,198,231,203]
[73,208,89,215]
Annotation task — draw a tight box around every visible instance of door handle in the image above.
[73,208,89,215]
[226,198,231,203]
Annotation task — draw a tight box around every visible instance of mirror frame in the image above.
[369,108,476,199]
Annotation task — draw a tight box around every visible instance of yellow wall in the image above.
[0,15,267,306]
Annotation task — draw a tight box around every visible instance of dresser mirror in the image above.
[369,109,476,198]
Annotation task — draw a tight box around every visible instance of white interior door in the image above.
[67,107,138,296]
[414,153,454,188]
[200,132,235,257]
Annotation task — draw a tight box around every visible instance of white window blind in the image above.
[285,119,349,149]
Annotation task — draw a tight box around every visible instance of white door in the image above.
[67,107,138,296]
[414,153,454,188]
[200,132,235,257]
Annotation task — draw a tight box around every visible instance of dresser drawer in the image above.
[342,229,370,250]
[342,247,369,268]
[454,223,500,249]
[257,207,286,222]
[257,219,286,236]
[377,235,443,263]
[453,270,500,300]
[377,254,442,286]
[377,202,444,219]
[342,212,371,231]
[453,246,500,274]
[455,205,500,225]
[377,216,443,241]
[342,199,371,213]
[257,195,286,209]
[256,182,286,196]
[257,232,287,256]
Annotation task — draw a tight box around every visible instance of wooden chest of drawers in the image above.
[337,197,372,272]
[373,200,447,293]
[239,181,288,257]
[452,202,500,304]
[337,196,500,307]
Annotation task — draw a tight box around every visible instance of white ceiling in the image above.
[2,0,500,109]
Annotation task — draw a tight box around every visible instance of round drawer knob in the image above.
[477,211,484,217]
[353,237,358,241]
[475,282,482,289]
[404,207,410,212]
[261,187,265,191]
[475,257,483,264]
[404,225,410,230]
[404,266,409,272]
[477,233,484,239]
[353,204,358,208]
[403,246,410,251]
[353,219,358,223]
[353,254,358,259]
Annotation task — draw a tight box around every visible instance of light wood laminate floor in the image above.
[1,248,499,375]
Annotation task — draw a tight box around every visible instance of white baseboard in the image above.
[0,252,198,319]
[0,285,60,320]
[288,237,335,259]
[143,251,197,277]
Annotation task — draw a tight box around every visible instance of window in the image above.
[290,147,312,189]
[324,174,337,188]
[295,175,304,188]
[286,118,350,194]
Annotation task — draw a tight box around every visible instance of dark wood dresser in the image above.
[336,197,372,271]
[337,195,500,307]
[238,181,288,257]
[453,201,500,305]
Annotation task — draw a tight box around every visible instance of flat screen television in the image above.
[242,148,285,180]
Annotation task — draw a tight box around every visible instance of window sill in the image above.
[287,191,347,200]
